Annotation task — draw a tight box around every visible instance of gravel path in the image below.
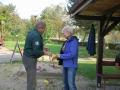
[0,47,22,63]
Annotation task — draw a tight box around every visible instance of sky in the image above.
[1,0,67,19]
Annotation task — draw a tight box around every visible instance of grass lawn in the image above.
[77,60,120,80]
[5,41,119,58]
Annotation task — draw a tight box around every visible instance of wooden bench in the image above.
[98,61,120,90]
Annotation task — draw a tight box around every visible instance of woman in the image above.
[52,25,79,90]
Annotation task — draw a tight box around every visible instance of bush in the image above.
[50,39,65,44]
[108,43,116,50]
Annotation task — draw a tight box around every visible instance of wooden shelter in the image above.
[69,0,120,87]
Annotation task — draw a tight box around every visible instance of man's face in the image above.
[38,27,46,34]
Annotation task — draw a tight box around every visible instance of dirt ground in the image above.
[0,62,95,90]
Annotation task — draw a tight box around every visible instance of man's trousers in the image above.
[22,55,37,90]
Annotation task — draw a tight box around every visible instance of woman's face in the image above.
[63,31,71,39]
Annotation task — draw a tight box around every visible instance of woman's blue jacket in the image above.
[60,36,79,68]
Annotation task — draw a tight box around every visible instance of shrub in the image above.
[108,43,116,50]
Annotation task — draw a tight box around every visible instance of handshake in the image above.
[43,46,60,61]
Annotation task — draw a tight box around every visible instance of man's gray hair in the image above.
[35,20,46,28]
[62,25,73,34]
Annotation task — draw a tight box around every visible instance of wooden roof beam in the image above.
[102,20,120,36]
[74,14,101,21]
[69,0,86,13]
[102,12,113,33]
[74,14,120,21]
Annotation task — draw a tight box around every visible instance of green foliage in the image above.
[40,5,66,44]
[0,3,27,41]
[0,15,6,21]
[0,3,35,41]
[0,2,66,42]
[40,7,56,44]
[108,43,116,50]
[42,25,54,45]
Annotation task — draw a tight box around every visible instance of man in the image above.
[22,20,52,90]
[115,52,120,70]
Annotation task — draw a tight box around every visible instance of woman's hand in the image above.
[52,54,60,62]
[56,54,60,58]
[52,56,57,61]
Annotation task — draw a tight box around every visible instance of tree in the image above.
[40,5,66,44]
[52,5,66,40]
[40,7,54,45]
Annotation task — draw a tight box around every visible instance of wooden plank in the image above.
[98,74,120,79]
[102,61,115,66]
[100,4,120,15]
[97,0,120,3]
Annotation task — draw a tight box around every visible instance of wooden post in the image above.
[96,20,104,87]
[10,41,23,63]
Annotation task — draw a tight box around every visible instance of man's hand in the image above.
[44,51,52,57]
[44,46,49,51]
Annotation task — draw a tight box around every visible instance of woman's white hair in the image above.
[62,25,73,34]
